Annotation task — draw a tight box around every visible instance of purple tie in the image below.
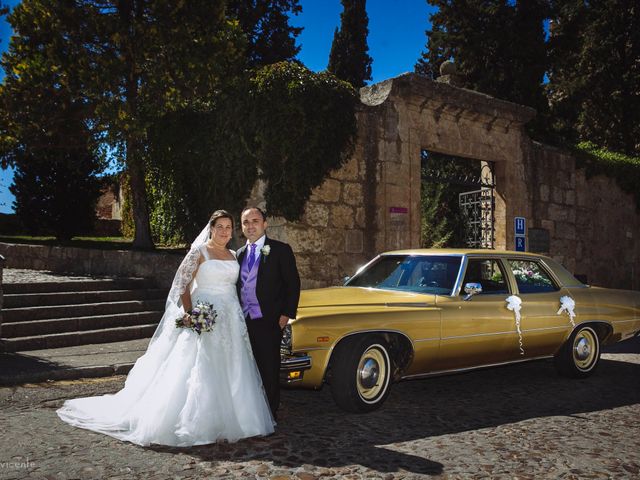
[247,243,257,271]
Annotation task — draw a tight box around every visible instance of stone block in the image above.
[330,205,356,229]
[552,187,564,204]
[355,207,365,228]
[323,229,346,253]
[331,156,360,182]
[538,184,549,202]
[310,178,341,203]
[548,204,569,222]
[555,222,576,240]
[345,230,364,254]
[565,190,575,206]
[303,203,330,227]
[342,183,364,206]
[285,227,324,254]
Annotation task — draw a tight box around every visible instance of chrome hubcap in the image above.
[574,337,591,360]
[573,328,598,370]
[356,345,389,402]
[359,358,380,389]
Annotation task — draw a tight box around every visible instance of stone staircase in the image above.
[1,278,166,352]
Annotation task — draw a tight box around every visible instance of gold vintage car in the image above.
[280,249,640,412]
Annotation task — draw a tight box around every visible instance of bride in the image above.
[57,210,275,446]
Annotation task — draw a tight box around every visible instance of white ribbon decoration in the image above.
[557,295,576,327]
[506,295,524,355]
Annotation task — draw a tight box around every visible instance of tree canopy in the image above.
[415,0,548,117]
[547,0,640,155]
[327,0,372,89]
[0,0,104,240]
[226,0,302,68]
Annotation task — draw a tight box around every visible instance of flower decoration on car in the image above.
[512,267,545,284]
[506,295,525,355]
[557,295,576,327]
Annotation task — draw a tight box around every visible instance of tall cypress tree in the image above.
[547,0,640,155]
[226,0,302,68]
[327,0,372,89]
[415,0,549,118]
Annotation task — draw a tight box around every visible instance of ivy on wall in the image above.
[127,62,358,245]
[250,62,358,220]
[573,142,640,209]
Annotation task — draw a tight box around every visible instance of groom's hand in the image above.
[279,315,289,330]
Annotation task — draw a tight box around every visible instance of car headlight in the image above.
[280,323,292,355]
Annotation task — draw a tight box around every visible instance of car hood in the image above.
[298,286,437,309]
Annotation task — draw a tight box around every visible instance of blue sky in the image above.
[0,0,434,214]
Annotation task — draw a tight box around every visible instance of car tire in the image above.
[330,335,393,413]
[553,325,601,378]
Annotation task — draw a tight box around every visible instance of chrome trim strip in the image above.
[335,329,416,350]
[385,302,434,308]
[451,255,468,297]
[280,355,312,372]
[442,331,517,340]
[401,354,554,380]
[414,337,440,343]
[442,324,571,340]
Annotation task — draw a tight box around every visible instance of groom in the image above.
[237,207,300,419]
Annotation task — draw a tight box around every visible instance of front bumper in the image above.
[280,354,312,384]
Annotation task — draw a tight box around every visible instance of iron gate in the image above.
[421,151,496,248]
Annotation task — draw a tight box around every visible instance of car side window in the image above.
[462,259,509,295]
[508,260,559,293]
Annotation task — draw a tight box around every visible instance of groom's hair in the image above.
[241,206,267,221]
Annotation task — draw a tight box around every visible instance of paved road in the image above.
[1,337,639,479]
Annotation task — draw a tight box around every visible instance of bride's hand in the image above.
[182,312,193,327]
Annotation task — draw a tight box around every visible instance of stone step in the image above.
[1,324,159,352]
[2,278,156,294]
[1,311,163,338]
[2,299,166,323]
[3,289,167,308]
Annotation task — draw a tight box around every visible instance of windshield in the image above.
[346,255,462,295]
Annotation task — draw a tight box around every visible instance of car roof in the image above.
[381,248,551,260]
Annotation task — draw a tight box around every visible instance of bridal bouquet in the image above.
[176,301,217,335]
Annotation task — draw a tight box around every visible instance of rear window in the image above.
[508,259,559,293]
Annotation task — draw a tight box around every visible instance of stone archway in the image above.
[358,73,535,254]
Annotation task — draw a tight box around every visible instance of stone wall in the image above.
[527,143,640,289]
[0,254,4,337]
[0,243,184,289]
[250,73,639,290]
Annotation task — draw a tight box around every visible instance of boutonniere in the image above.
[261,245,271,263]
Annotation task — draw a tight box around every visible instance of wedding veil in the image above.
[148,222,212,347]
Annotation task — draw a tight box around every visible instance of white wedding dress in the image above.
[57,248,275,446]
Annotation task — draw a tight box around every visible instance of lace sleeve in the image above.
[168,248,202,304]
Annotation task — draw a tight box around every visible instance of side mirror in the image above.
[463,282,482,301]
[342,276,351,285]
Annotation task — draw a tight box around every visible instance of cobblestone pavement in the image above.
[1,337,639,480]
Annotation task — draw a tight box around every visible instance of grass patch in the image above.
[0,235,186,252]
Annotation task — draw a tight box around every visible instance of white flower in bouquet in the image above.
[176,301,217,335]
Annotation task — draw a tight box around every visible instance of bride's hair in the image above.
[209,209,234,230]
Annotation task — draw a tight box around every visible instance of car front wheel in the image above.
[554,325,601,378]
[330,335,393,413]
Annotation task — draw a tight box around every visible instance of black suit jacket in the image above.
[237,237,301,323]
